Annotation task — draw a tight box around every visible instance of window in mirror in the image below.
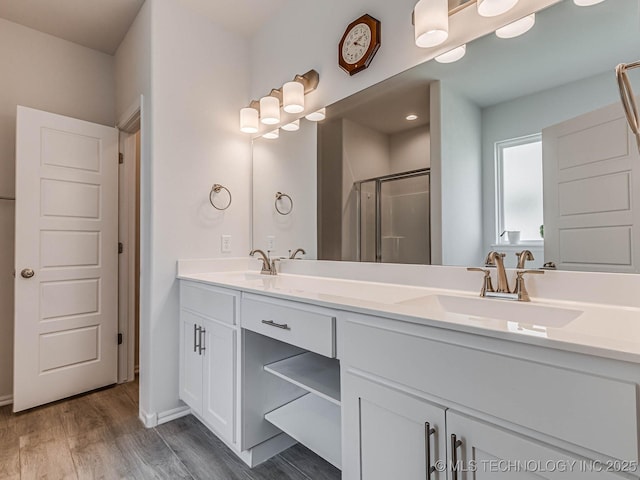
[496,135,543,243]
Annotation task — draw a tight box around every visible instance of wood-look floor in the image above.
[0,380,341,480]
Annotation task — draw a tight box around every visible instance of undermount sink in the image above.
[399,294,583,328]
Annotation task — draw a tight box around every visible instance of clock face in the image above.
[341,23,372,65]
[338,14,381,76]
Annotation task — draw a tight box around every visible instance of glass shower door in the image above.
[380,174,430,264]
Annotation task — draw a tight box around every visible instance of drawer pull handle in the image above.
[425,422,436,478]
[261,320,290,330]
[450,434,463,480]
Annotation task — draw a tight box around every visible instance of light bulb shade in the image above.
[282,119,301,131]
[263,129,279,139]
[573,0,605,5]
[414,0,449,48]
[477,0,519,17]
[260,95,280,125]
[240,107,259,133]
[435,44,467,63]
[283,81,305,114]
[305,108,326,122]
[495,14,535,38]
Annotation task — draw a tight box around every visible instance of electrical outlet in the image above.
[221,235,232,253]
[266,235,276,251]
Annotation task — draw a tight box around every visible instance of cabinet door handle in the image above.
[199,327,206,355]
[450,434,463,480]
[261,319,290,330]
[193,324,198,353]
[425,422,436,478]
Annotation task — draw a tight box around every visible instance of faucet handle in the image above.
[467,267,495,296]
[513,269,544,301]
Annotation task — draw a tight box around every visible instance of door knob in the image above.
[21,268,35,279]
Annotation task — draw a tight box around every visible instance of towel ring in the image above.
[275,192,293,215]
[616,61,640,153]
[209,184,232,211]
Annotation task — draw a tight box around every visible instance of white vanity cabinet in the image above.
[179,281,238,445]
[341,312,640,480]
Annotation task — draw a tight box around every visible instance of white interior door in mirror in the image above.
[252,119,317,259]
[543,101,640,273]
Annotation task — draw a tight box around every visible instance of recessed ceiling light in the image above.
[406,114,419,121]
[496,14,535,39]
[435,44,467,63]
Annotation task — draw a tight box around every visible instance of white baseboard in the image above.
[0,394,12,407]
[139,405,191,428]
[139,408,158,427]
[157,405,191,425]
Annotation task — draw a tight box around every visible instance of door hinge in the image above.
[119,153,124,164]
[118,333,123,345]
[118,242,124,254]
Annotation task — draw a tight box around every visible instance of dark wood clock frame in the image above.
[338,14,381,76]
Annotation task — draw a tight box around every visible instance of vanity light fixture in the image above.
[414,0,449,48]
[282,119,301,131]
[495,13,535,39]
[573,0,605,5]
[477,0,519,17]
[240,107,259,133]
[305,108,326,122]
[283,81,305,114]
[260,95,280,125]
[239,70,319,134]
[263,129,280,140]
[406,114,419,121]
[435,44,467,63]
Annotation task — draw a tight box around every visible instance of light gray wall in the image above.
[389,127,430,173]
[433,82,483,266]
[252,120,317,259]
[481,70,621,255]
[114,0,153,417]
[146,0,251,416]
[0,18,115,403]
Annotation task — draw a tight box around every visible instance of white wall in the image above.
[252,120,317,259]
[432,82,483,267]
[147,0,251,416]
[481,70,621,256]
[0,18,115,403]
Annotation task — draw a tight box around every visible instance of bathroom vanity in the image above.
[177,259,640,479]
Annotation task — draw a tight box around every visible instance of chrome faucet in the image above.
[250,249,279,275]
[485,251,510,293]
[289,248,306,259]
[468,250,544,301]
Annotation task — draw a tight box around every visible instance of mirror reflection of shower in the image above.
[357,169,431,264]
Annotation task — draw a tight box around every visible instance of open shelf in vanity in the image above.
[263,352,341,469]
[241,294,342,470]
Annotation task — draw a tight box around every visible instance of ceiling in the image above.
[0,0,288,55]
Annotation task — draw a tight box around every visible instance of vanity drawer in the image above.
[342,314,639,463]
[180,281,237,325]
[241,295,336,357]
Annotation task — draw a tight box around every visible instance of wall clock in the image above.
[338,14,381,76]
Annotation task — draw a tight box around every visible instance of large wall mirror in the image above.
[251,0,640,273]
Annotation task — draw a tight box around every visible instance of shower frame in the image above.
[354,167,431,263]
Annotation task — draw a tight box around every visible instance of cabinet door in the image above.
[179,310,203,415]
[342,371,447,480]
[202,318,236,444]
[446,412,631,479]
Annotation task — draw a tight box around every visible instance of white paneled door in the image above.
[14,106,118,412]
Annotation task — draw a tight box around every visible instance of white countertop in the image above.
[177,267,640,364]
